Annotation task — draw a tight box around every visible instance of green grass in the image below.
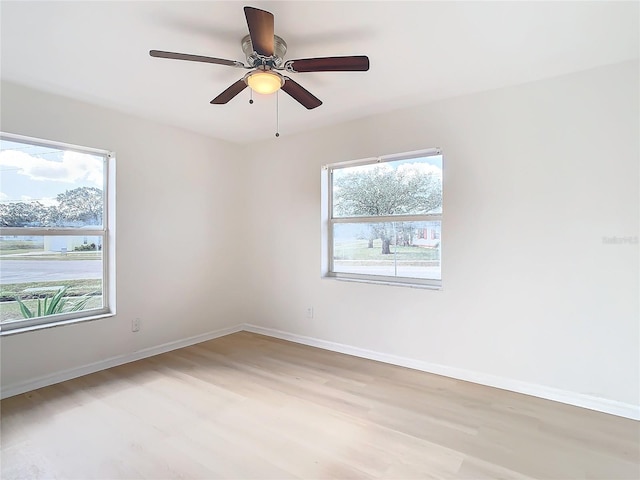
[334,239,439,264]
[0,239,44,255]
[0,279,103,322]
[0,251,101,261]
[1,296,103,323]
[0,279,102,301]
[0,239,101,260]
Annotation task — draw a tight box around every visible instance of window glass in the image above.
[0,134,112,331]
[333,156,442,217]
[325,150,442,287]
[332,221,441,280]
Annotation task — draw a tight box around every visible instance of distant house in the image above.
[44,236,102,253]
[413,221,441,248]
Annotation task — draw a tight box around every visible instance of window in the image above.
[0,133,115,333]
[322,149,442,288]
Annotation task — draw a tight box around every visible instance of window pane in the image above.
[0,235,103,324]
[0,139,104,228]
[332,155,442,218]
[332,221,441,280]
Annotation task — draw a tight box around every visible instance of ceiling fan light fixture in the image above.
[246,70,283,95]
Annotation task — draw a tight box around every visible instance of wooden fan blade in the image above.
[281,78,322,110]
[244,6,274,57]
[284,56,370,73]
[150,50,245,68]
[210,80,247,104]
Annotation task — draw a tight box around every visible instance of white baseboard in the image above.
[3,322,638,421]
[243,324,640,421]
[0,324,243,400]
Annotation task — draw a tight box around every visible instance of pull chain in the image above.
[275,90,280,137]
[249,89,253,104]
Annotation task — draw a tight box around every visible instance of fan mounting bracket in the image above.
[241,34,288,69]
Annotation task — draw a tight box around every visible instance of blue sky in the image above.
[0,139,103,206]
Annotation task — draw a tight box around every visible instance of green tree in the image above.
[0,201,48,227]
[0,187,103,227]
[334,164,441,254]
[56,187,103,226]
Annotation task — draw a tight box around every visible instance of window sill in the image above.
[0,311,115,336]
[323,275,442,290]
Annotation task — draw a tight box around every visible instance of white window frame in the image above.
[321,148,442,289]
[0,132,116,334]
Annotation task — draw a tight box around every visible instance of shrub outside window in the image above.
[322,149,442,288]
[0,133,115,333]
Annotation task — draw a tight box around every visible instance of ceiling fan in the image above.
[150,5,370,110]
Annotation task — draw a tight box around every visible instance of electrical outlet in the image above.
[306,307,314,319]
[132,318,141,332]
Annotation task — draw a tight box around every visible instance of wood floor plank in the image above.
[2,331,639,479]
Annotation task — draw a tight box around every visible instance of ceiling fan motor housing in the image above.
[242,34,288,68]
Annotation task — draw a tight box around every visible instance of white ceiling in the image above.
[1,1,638,144]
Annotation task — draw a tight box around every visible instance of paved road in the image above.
[0,259,102,284]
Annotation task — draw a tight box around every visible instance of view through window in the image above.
[0,133,113,332]
[325,149,443,287]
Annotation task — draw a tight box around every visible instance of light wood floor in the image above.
[1,332,638,479]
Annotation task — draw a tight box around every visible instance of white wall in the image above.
[240,61,639,411]
[1,81,245,388]
[2,61,638,417]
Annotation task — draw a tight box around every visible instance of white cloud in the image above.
[336,161,442,179]
[0,194,57,206]
[39,197,58,207]
[0,150,102,186]
[333,162,394,180]
[397,162,442,177]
